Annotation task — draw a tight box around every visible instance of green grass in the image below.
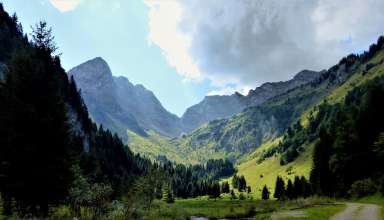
[148,197,342,220]
[127,130,189,164]
[228,140,314,198]
[328,51,384,104]
[148,199,265,220]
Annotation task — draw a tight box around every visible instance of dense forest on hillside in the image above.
[262,36,384,198]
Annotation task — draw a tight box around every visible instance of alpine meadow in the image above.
[0,1,384,220]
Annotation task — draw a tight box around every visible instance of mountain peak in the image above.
[69,57,113,81]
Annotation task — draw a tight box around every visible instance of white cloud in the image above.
[49,0,82,12]
[144,0,202,81]
[207,85,253,96]
[145,0,384,94]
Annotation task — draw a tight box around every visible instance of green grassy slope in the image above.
[126,130,190,164]
[127,50,384,167]
[233,50,384,197]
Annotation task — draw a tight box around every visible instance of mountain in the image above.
[69,57,322,142]
[173,40,384,164]
[181,70,322,133]
[236,38,384,196]
[68,57,183,139]
[181,92,247,132]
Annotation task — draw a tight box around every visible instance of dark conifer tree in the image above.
[293,176,303,198]
[273,176,285,200]
[262,185,270,200]
[286,179,294,200]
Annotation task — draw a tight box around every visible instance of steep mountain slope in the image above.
[174,40,384,164]
[68,58,182,139]
[174,77,328,163]
[114,76,182,138]
[181,70,322,133]
[233,37,384,196]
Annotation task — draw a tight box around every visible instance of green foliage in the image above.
[232,175,247,192]
[348,179,377,198]
[274,176,286,200]
[31,20,58,55]
[309,76,384,197]
[230,190,237,200]
[0,16,74,216]
[286,180,294,200]
[221,181,230,194]
[160,158,235,199]
[239,193,246,200]
[262,185,270,200]
[162,187,175,204]
[208,182,221,200]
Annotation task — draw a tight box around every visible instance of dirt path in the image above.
[271,210,307,219]
[330,203,381,220]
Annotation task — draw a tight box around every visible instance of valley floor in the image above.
[148,196,384,220]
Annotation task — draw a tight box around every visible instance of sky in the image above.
[2,0,384,116]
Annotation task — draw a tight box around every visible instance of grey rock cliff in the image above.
[68,57,182,138]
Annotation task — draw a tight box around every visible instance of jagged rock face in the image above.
[69,57,322,139]
[68,57,182,138]
[113,76,182,137]
[181,70,322,133]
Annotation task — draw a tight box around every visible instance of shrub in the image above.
[348,179,377,197]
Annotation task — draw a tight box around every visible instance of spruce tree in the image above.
[286,179,294,200]
[162,186,175,204]
[273,176,285,200]
[262,185,270,200]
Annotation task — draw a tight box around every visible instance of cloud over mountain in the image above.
[145,0,384,92]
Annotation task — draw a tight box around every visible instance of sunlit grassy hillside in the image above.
[233,50,384,198]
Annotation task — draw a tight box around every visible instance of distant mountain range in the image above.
[181,70,323,133]
[68,58,322,141]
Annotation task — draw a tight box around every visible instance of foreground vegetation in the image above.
[0,196,348,220]
[148,197,344,220]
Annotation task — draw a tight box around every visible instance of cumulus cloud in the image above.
[145,0,384,94]
[145,0,202,81]
[49,0,82,12]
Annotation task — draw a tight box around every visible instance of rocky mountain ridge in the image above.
[69,58,322,140]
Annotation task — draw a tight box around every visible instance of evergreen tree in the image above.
[293,176,303,198]
[286,180,294,200]
[262,185,270,200]
[162,186,174,204]
[208,182,221,200]
[31,20,58,54]
[230,190,237,200]
[221,181,230,194]
[273,176,286,200]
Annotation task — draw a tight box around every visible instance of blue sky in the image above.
[1,0,212,116]
[2,0,383,116]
